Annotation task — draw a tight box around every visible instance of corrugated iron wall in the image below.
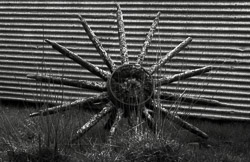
[1,0,250,121]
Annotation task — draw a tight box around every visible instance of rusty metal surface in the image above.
[1,0,250,121]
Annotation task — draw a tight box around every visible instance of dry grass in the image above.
[0,100,250,162]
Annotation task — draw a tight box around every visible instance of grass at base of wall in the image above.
[0,99,250,162]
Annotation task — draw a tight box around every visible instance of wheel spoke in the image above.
[127,114,134,127]
[155,104,208,139]
[108,108,123,143]
[136,12,161,65]
[150,37,192,75]
[145,98,156,111]
[156,66,212,86]
[27,73,106,91]
[160,92,232,107]
[45,39,109,80]
[142,107,156,133]
[104,108,117,130]
[71,102,114,143]
[78,15,117,72]
[116,3,129,65]
[29,92,109,117]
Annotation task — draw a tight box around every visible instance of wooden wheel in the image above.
[27,3,218,143]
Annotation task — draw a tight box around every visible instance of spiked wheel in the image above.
[27,4,219,142]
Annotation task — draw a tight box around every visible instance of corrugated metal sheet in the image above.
[1,0,250,121]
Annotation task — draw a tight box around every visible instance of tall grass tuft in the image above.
[1,100,250,161]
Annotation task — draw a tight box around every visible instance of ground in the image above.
[0,99,250,162]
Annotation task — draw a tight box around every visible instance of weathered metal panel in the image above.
[1,0,250,121]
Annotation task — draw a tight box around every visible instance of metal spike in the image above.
[78,15,117,72]
[71,102,114,143]
[45,39,110,80]
[108,108,123,144]
[136,12,161,65]
[160,91,237,107]
[156,66,212,86]
[150,37,192,74]
[27,73,106,91]
[104,108,117,130]
[116,3,129,65]
[29,92,109,117]
[142,107,156,133]
[155,103,208,139]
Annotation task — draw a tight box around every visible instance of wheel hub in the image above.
[107,64,154,109]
